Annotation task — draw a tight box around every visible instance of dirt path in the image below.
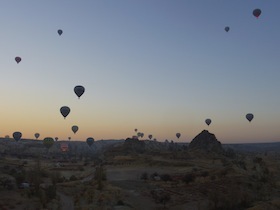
[57,191,74,210]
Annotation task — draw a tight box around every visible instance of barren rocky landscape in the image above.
[0,130,280,210]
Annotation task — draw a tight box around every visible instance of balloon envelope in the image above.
[55,137,58,141]
[74,86,85,99]
[43,137,54,149]
[60,106,70,119]
[13,132,22,141]
[34,133,40,139]
[148,135,153,140]
[253,9,261,18]
[60,142,69,152]
[176,133,181,139]
[57,29,63,35]
[86,137,94,146]
[246,113,254,122]
[225,26,230,32]
[72,125,79,134]
[15,57,21,63]
[205,119,212,126]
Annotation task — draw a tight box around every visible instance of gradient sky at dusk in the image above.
[0,1,279,143]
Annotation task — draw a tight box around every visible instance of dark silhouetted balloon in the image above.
[134,128,138,132]
[225,26,230,32]
[74,85,85,99]
[43,137,54,149]
[55,137,58,141]
[253,9,261,18]
[148,135,153,140]
[15,57,21,63]
[60,106,70,119]
[86,137,94,146]
[176,133,181,139]
[205,119,212,126]
[246,113,254,122]
[72,125,79,134]
[34,133,40,139]
[68,137,71,141]
[58,29,63,36]
[13,132,22,141]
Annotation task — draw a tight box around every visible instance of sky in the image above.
[0,0,279,143]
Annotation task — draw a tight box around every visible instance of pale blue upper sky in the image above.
[0,1,279,143]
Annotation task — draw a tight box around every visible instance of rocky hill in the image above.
[189,130,224,154]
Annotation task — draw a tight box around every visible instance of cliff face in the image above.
[189,130,224,154]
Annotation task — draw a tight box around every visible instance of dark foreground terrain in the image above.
[0,133,280,210]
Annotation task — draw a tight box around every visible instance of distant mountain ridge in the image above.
[223,142,280,153]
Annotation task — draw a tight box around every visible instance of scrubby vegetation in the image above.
[1,133,280,209]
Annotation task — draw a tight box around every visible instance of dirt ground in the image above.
[106,165,209,210]
[106,165,192,181]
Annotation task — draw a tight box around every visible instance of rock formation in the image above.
[189,130,224,154]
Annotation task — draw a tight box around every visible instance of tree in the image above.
[159,192,171,208]
[183,173,195,184]
[160,174,172,182]
[94,165,106,190]
[141,172,148,181]
[26,157,43,194]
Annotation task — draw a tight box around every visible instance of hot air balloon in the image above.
[134,128,138,132]
[68,137,71,141]
[13,132,22,141]
[15,57,21,64]
[253,9,261,18]
[141,133,144,138]
[225,26,230,32]
[205,119,212,126]
[34,133,40,140]
[60,142,69,152]
[72,125,79,134]
[86,137,94,146]
[55,137,58,141]
[148,135,153,140]
[246,113,254,122]
[137,132,141,137]
[74,86,85,99]
[57,29,63,36]
[43,137,54,149]
[60,106,70,119]
[176,133,181,139]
